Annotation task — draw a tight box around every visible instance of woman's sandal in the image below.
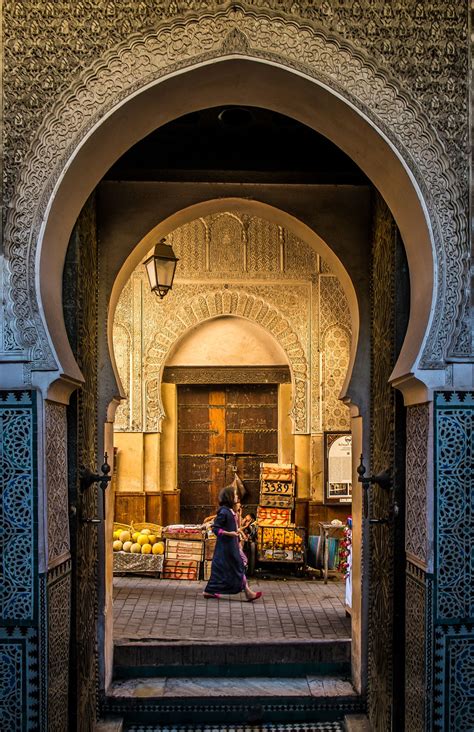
[246,591,263,602]
[203,592,221,599]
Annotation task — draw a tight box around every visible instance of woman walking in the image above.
[203,486,262,602]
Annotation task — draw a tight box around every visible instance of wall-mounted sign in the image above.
[324,432,352,504]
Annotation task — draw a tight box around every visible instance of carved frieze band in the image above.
[45,401,70,567]
[2,5,469,377]
[162,366,291,384]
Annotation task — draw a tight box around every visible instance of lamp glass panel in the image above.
[157,259,176,288]
[145,258,157,289]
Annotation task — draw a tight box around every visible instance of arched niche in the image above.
[107,199,359,423]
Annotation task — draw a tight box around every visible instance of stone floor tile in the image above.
[163,676,311,697]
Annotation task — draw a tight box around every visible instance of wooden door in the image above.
[178,384,278,524]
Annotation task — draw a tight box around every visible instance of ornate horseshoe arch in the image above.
[3,6,469,385]
[142,289,309,433]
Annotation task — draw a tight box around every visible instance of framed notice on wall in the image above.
[324,432,352,504]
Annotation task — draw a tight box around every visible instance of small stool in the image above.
[318,522,345,583]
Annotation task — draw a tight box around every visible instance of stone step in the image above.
[109,675,357,699]
[113,638,351,679]
[97,718,370,732]
[103,675,364,727]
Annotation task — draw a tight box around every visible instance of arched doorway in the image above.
[107,205,359,696]
[9,10,447,729]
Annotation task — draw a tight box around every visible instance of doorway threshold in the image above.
[102,675,364,727]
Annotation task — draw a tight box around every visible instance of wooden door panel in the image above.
[180,482,212,506]
[226,407,277,430]
[209,398,226,455]
[243,431,277,455]
[178,405,210,430]
[226,384,277,405]
[178,430,210,454]
[178,384,278,524]
[178,456,210,482]
[226,431,244,453]
[179,386,210,405]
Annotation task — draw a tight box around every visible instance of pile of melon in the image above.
[113,528,165,555]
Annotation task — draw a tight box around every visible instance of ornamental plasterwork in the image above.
[146,283,310,433]
[113,212,351,436]
[1,5,470,378]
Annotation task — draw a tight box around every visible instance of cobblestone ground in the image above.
[113,577,351,642]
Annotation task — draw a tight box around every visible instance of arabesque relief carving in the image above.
[113,212,351,436]
[1,4,470,378]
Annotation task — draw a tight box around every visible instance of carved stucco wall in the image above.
[0,3,470,379]
[113,212,351,436]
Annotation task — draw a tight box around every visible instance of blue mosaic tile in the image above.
[0,627,40,731]
[434,624,474,731]
[0,391,37,625]
[435,392,474,622]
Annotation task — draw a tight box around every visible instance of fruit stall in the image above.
[256,463,306,568]
[112,522,165,573]
[112,522,210,579]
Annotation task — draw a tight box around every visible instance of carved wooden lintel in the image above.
[162,365,291,384]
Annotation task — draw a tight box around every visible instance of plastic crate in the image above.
[257,525,306,563]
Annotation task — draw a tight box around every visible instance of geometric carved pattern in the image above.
[405,403,429,565]
[0,391,36,624]
[0,641,23,730]
[322,325,351,431]
[435,392,474,622]
[2,5,469,375]
[0,627,40,731]
[405,562,428,732]
[368,195,396,731]
[319,275,351,433]
[319,276,351,337]
[434,624,474,732]
[45,402,70,567]
[47,561,71,732]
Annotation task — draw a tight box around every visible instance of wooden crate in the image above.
[165,539,204,562]
[260,463,295,482]
[162,559,200,581]
[257,506,292,527]
[162,526,204,540]
[205,537,216,560]
[203,560,213,581]
[259,493,294,509]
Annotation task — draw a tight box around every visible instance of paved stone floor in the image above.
[113,577,351,642]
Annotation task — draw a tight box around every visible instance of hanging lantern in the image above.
[143,238,179,299]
